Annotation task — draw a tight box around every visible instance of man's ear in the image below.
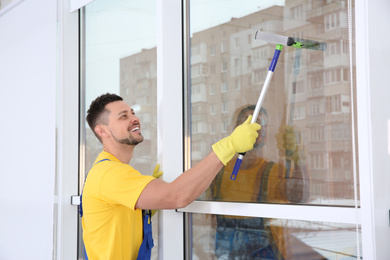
[95,125,110,139]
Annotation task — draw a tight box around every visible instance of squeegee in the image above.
[230,31,326,180]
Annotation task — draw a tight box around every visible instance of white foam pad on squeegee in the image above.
[255,31,289,45]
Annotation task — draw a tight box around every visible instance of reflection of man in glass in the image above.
[209,105,317,259]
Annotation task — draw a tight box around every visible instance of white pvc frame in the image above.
[55,0,80,259]
[156,0,185,259]
[170,0,390,259]
[57,0,390,259]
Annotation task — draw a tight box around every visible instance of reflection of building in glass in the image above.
[118,2,355,203]
[190,6,286,164]
[284,0,354,201]
[119,47,158,175]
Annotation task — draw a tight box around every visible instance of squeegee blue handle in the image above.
[230,154,244,180]
[230,44,283,180]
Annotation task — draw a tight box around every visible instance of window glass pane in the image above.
[189,1,357,207]
[191,213,361,259]
[82,0,158,258]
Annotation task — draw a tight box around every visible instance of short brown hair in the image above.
[86,93,123,142]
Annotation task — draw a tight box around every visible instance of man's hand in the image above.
[212,115,261,165]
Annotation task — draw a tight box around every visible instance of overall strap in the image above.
[257,161,275,202]
[137,210,154,260]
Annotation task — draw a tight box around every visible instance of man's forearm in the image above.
[170,151,224,207]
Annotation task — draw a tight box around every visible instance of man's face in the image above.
[237,110,268,148]
[105,101,144,146]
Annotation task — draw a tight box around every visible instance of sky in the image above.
[85,0,285,107]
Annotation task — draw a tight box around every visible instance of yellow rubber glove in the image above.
[275,125,301,165]
[212,115,261,165]
[152,164,163,179]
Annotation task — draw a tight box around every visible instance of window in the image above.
[221,101,228,113]
[221,82,227,93]
[221,119,228,133]
[210,45,216,56]
[294,105,306,120]
[210,104,216,115]
[82,0,158,258]
[326,95,342,113]
[191,44,200,56]
[234,58,239,69]
[234,37,240,48]
[325,13,340,31]
[291,5,303,19]
[324,68,342,84]
[221,60,228,72]
[210,64,216,74]
[235,78,241,90]
[188,1,358,259]
[210,123,216,134]
[210,84,216,95]
[221,41,227,52]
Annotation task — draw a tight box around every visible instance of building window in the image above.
[291,5,303,19]
[210,104,216,115]
[210,123,216,135]
[221,61,228,72]
[210,84,216,95]
[210,64,216,74]
[326,95,341,113]
[221,82,228,93]
[221,41,227,53]
[234,58,239,69]
[222,101,228,113]
[234,37,240,48]
[325,13,340,31]
[221,119,228,133]
[235,79,241,90]
[210,45,216,56]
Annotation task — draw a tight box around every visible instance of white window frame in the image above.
[174,1,390,260]
[66,0,390,259]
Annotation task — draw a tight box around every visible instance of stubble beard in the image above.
[113,132,144,146]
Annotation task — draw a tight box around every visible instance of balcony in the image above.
[306,2,346,21]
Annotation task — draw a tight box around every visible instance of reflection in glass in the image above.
[191,213,360,259]
[83,0,158,259]
[207,105,310,205]
[189,0,357,206]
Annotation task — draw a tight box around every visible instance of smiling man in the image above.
[81,93,261,260]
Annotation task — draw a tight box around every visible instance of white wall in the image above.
[0,0,57,259]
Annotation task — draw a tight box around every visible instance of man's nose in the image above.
[130,115,140,123]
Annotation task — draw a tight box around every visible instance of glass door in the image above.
[79,0,158,258]
[181,0,361,259]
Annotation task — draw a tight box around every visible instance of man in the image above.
[209,105,314,259]
[81,93,260,259]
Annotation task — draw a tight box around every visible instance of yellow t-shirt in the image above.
[82,151,155,260]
